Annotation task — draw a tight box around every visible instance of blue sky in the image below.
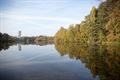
[0,0,102,36]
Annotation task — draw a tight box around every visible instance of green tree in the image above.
[66,25,76,42]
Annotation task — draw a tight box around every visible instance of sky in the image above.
[0,0,102,36]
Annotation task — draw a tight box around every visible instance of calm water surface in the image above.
[0,43,120,80]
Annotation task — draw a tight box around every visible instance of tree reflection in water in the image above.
[0,41,54,52]
[55,42,120,80]
[0,43,15,51]
[0,43,22,52]
[0,42,120,80]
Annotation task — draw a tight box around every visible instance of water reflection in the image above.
[0,42,120,80]
[18,44,22,51]
[55,43,120,80]
[0,43,22,51]
[0,41,53,51]
[0,43,15,51]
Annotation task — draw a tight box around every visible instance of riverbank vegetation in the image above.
[55,0,120,45]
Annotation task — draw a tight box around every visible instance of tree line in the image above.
[55,0,120,45]
[0,32,16,42]
[0,32,54,44]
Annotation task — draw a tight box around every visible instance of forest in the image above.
[54,0,120,45]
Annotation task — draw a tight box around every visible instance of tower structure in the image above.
[18,31,21,38]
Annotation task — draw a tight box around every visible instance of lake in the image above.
[0,43,120,80]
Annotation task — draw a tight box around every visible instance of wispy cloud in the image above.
[0,13,80,23]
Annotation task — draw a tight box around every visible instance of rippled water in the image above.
[0,43,120,80]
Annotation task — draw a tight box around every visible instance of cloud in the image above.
[99,0,106,2]
[0,13,80,23]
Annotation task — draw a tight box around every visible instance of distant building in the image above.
[18,31,21,38]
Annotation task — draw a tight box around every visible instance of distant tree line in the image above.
[18,36,37,44]
[55,0,120,45]
[0,32,16,42]
[0,32,54,44]
[35,35,54,43]
[17,35,54,44]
